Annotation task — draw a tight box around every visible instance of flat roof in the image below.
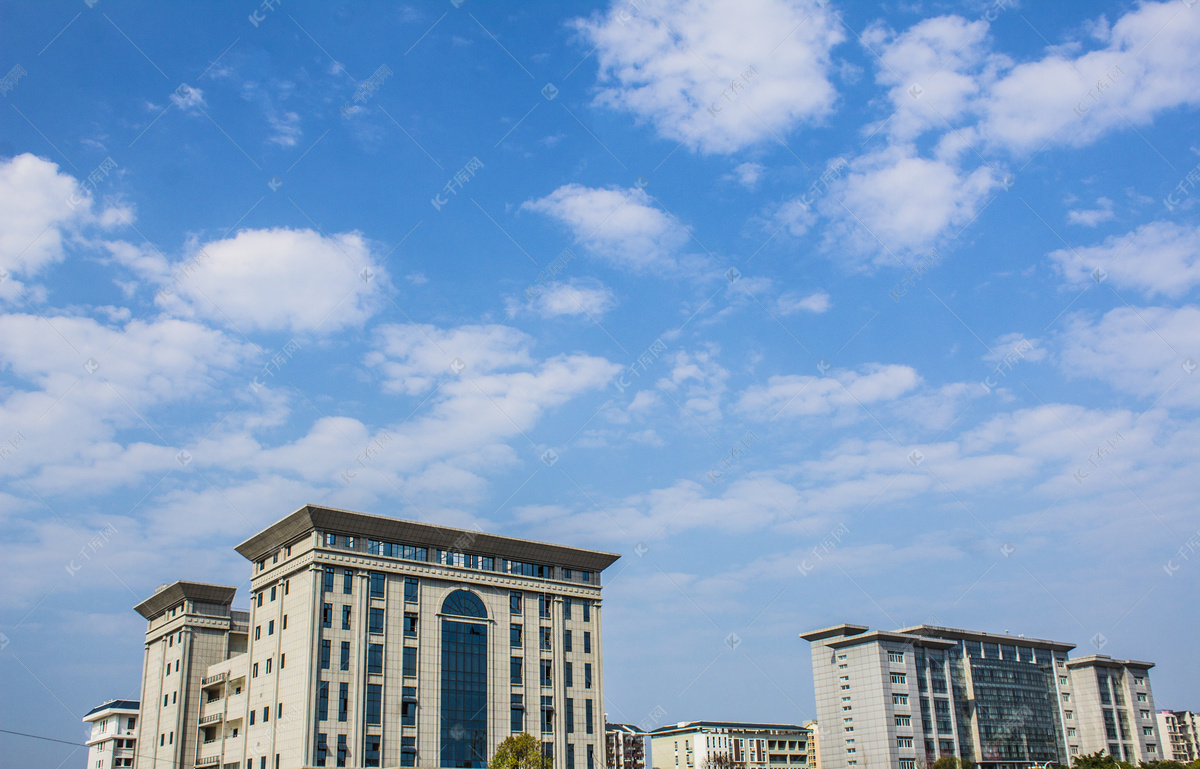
[898,624,1076,652]
[825,630,957,651]
[1067,654,1155,670]
[651,721,809,735]
[84,700,139,719]
[800,623,869,642]
[235,504,622,572]
[134,581,238,620]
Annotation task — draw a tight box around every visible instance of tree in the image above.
[491,733,551,769]
[932,757,960,769]
[1071,750,1134,769]
[702,753,737,769]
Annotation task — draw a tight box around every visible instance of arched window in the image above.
[442,589,487,619]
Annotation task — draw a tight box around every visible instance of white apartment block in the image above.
[84,699,140,769]
[606,722,648,769]
[130,504,619,769]
[802,624,1164,769]
[649,721,809,769]
[1156,710,1200,763]
[1064,655,1159,763]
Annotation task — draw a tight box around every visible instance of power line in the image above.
[0,727,87,747]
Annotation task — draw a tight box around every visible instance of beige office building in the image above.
[1065,655,1160,763]
[1156,710,1200,762]
[131,504,619,769]
[649,721,809,769]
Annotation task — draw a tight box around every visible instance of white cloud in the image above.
[516,279,617,319]
[820,145,996,265]
[730,161,765,189]
[523,184,690,271]
[366,324,534,396]
[1050,221,1200,298]
[1059,305,1200,406]
[575,0,844,154]
[778,290,831,314]
[169,85,206,111]
[736,363,921,420]
[157,227,383,334]
[1066,197,1115,227]
[0,153,127,281]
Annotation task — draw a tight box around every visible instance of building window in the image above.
[254,626,261,640]
[511,624,523,647]
[340,642,350,671]
[267,620,274,636]
[402,687,418,726]
[891,673,906,684]
[368,644,383,674]
[405,613,419,637]
[583,631,591,653]
[899,761,915,769]
[338,682,349,722]
[541,696,554,733]
[896,715,911,727]
[365,735,381,768]
[317,682,329,721]
[322,603,332,628]
[342,605,351,630]
[584,663,592,689]
[1142,711,1151,720]
[512,657,523,685]
[252,663,258,678]
[337,735,347,767]
[323,567,335,592]
[585,699,594,734]
[511,592,522,613]
[564,629,572,652]
[1138,693,1148,702]
[567,744,576,769]
[441,590,489,768]
[366,572,385,598]
[565,698,575,733]
[404,576,419,603]
[342,569,353,594]
[587,744,595,769]
[369,607,384,634]
[582,601,591,622]
[282,615,287,630]
[270,586,276,601]
[403,646,418,677]
[564,598,572,620]
[888,651,904,663]
[320,640,331,670]
[565,661,573,688]
[541,660,553,687]
[512,694,524,733]
[1135,677,1144,686]
[1065,711,1073,720]
[898,737,913,748]
[366,683,382,725]
[401,737,416,767]
[540,627,552,651]
[893,694,908,705]
[1062,692,1070,702]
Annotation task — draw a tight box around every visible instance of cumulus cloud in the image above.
[523,184,690,271]
[0,153,128,282]
[575,0,844,154]
[1066,197,1115,227]
[778,290,831,314]
[156,227,384,334]
[736,363,922,420]
[169,84,206,112]
[730,161,765,189]
[1050,221,1200,298]
[513,279,617,319]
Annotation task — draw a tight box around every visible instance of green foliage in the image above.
[490,733,551,769]
[1071,750,1134,769]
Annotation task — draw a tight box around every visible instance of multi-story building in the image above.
[801,721,819,769]
[133,582,249,769]
[802,624,1165,769]
[649,721,808,769]
[84,699,140,769]
[607,722,648,769]
[1156,710,1200,762]
[1065,656,1160,764]
[130,504,619,769]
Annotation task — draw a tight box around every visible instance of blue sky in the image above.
[2,0,1199,764]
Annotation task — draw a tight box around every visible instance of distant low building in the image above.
[83,699,139,769]
[802,721,819,769]
[1065,655,1160,763]
[1156,710,1200,763]
[650,721,809,769]
[608,721,648,769]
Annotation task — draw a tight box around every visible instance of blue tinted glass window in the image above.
[443,590,487,618]
[441,619,487,767]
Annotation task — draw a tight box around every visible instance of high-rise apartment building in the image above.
[84,699,140,769]
[130,504,619,769]
[649,721,809,769]
[802,624,1163,769]
[606,722,648,769]
[1156,710,1200,763]
[1065,655,1159,763]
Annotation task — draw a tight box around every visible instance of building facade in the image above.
[649,721,809,769]
[1155,710,1200,763]
[132,505,619,769]
[607,722,648,769]
[1065,656,1159,763]
[801,721,819,769]
[802,624,1165,769]
[84,699,140,769]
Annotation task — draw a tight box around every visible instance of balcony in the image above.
[202,672,228,686]
[196,756,220,767]
[199,713,223,725]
